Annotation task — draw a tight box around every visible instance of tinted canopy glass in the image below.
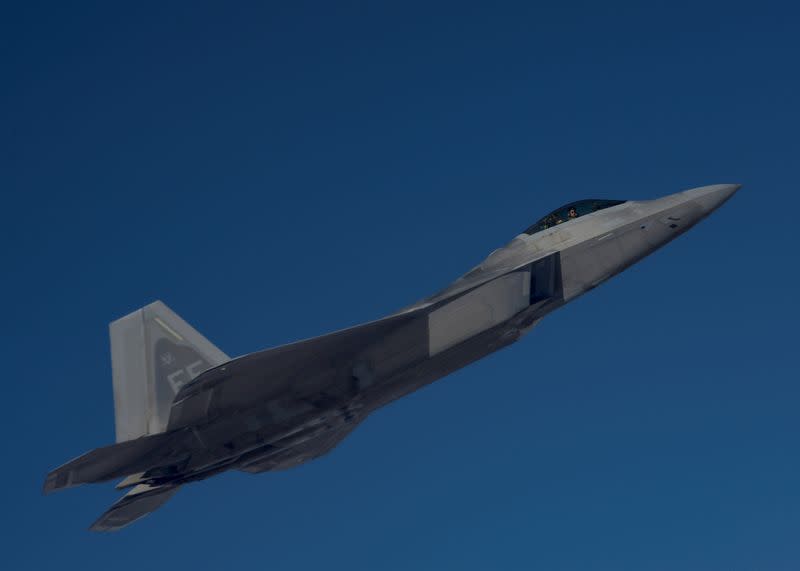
[523,199,626,235]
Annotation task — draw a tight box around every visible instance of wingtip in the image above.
[42,469,70,495]
[88,516,129,533]
[42,473,55,495]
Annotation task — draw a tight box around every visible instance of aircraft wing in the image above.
[168,312,420,429]
[168,249,557,431]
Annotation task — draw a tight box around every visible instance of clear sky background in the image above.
[3,1,799,569]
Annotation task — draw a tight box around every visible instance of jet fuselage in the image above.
[45,183,739,531]
[171,184,740,478]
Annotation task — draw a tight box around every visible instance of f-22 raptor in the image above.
[44,183,739,531]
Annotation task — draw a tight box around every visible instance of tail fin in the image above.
[110,301,229,442]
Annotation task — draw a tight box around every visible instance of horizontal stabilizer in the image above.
[90,484,180,532]
[43,431,177,494]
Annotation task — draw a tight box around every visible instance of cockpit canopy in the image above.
[522,199,627,235]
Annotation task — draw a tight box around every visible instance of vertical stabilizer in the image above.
[110,301,229,442]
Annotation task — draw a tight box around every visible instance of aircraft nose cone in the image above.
[684,183,741,213]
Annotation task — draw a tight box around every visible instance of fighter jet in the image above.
[44,183,739,531]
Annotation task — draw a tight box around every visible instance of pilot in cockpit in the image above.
[544,213,561,228]
[568,206,579,219]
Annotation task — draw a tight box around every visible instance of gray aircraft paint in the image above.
[110,301,229,441]
[44,183,740,531]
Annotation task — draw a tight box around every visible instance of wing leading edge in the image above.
[169,249,556,432]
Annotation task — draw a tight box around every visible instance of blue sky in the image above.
[3,1,799,569]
